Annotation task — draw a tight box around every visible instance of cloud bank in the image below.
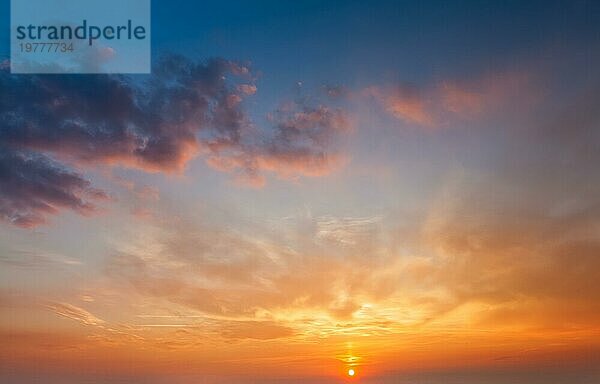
[0,55,352,227]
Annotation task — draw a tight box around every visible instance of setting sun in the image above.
[347,369,355,377]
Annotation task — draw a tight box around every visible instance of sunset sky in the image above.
[1,1,600,383]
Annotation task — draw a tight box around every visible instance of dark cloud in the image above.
[1,56,252,172]
[207,102,351,187]
[0,149,107,227]
[0,55,352,227]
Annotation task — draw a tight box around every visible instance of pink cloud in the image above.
[364,86,436,127]
[365,70,535,128]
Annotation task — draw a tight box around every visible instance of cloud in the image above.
[104,212,394,323]
[0,249,81,268]
[133,317,293,341]
[46,302,105,326]
[322,84,350,99]
[0,55,352,227]
[206,102,352,187]
[1,56,253,173]
[364,85,435,127]
[220,320,294,340]
[316,215,382,246]
[364,70,534,128]
[237,84,257,96]
[419,170,600,329]
[0,150,107,227]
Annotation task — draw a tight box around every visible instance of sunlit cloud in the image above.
[46,302,105,326]
[363,70,535,128]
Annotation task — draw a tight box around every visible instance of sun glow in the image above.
[348,368,355,377]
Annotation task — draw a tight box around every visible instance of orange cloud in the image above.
[46,302,105,326]
[364,86,435,127]
[365,70,535,128]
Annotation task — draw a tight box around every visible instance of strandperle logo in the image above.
[10,0,150,74]
[15,20,148,46]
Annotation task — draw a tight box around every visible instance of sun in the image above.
[347,368,355,377]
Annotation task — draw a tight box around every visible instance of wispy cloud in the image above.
[46,302,105,326]
[0,250,81,268]
[363,70,535,128]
